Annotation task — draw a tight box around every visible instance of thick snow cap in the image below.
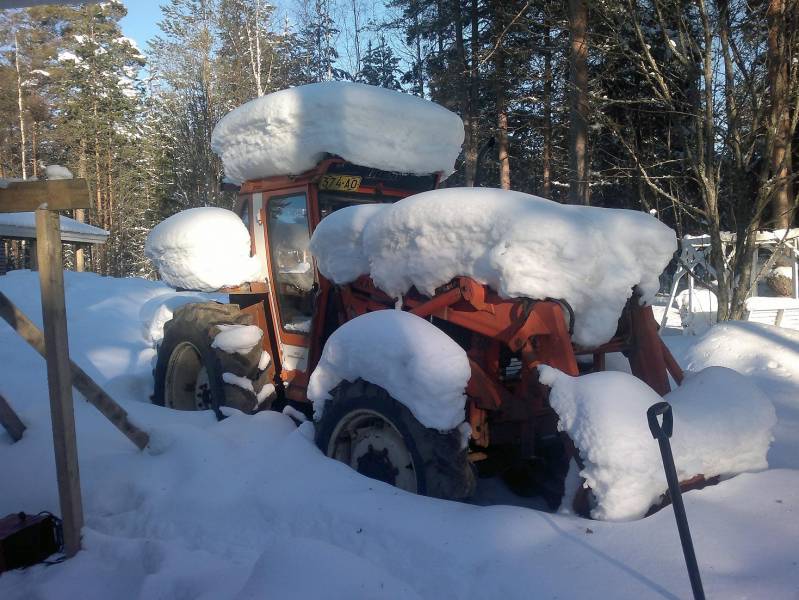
[308,310,471,432]
[310,188,677,347]
[145,207,265,292]
[211,81,464,184]
[540,365,776,521]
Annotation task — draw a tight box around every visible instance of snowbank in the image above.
[211,82,464,184]
[307,310,471,431]
[212,324,263,355]
[540,366,776,521]
[145,207,265,292]
[682,320,799,381]
[311,188,677,347]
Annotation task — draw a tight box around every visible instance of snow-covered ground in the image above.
[0,271,797,599]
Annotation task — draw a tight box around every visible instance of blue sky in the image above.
[119,0,163,49]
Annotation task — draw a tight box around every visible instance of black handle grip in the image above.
[647,401,673,439]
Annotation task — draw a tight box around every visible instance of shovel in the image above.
[647,401,706,600]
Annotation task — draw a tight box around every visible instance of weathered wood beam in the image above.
[0,180,90,212]
[0,394,25,442]
[0,289,149,451]
[36,208,83,557]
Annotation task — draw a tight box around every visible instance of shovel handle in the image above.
[647,401,673,440]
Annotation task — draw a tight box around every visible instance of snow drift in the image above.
[539,365,776,521]
[310,188,677,347]
[211,81,464,184]
[307,310,471,431]
[145,207,265,292]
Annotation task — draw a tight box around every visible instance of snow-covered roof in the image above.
[0,212,109,244]
[310,187,677,347]
[211,82,464,184]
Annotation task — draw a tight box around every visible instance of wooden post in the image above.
[0,394,26,442]
[29,240,38,271]
[35,208,83,558]
[75,244,85,272]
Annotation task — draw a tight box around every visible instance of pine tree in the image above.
[296,0,348,82]
[356,36,401,89]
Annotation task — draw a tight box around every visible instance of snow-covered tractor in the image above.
[146,82,774,520]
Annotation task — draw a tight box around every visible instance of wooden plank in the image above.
[0,393,26,442]
[36,208,83,557]
[0,290,149,450]
[0,180,90,212]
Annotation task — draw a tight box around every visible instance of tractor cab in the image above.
[225,158,440,405]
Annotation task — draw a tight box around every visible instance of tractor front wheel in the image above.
[314,379,475,500]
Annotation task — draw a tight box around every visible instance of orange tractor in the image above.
[152,158,684,509]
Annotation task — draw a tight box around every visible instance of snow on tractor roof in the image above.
[211,81,464,184]
[310,187,678,347]
[145,207,265,292]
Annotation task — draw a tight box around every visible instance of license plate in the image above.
[319,174,362,192]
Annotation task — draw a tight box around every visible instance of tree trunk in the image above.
[75,140,87,272]
[541,25,552,199]
[453,0,476,186]
[568,0,589,205]
[493,4,510,190]
[31,123,37,178]
[467,0,480,185]
[14,32,27,180]
[767,0,793,228]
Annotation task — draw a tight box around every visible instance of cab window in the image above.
[267,194,314,334]
[318,192,393,220]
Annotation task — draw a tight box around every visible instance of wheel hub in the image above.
[355,443,399,486]
[328,409,418,493]
[165,341,213,411]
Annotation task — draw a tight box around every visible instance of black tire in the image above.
[314,379,475,500]
[152,302,274,417]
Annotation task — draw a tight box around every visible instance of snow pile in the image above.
[539,366,776,521]
[682,321,799,381]
[212,324,263,355]
[311,188,677,346]
[44,164,72,180]
[308,310,470,431]
[211,81,464,184]
[145,207,265,292]
[309,204,388,284]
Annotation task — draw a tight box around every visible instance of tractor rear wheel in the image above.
[314,379,475,500]
[152,302,273,416]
